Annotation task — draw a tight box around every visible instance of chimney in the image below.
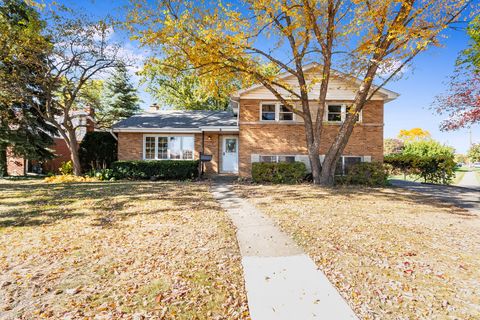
[85,106,95,132]
[149,103,160,112]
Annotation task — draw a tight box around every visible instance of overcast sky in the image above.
[62,0,478,153]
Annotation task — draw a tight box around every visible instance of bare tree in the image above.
[34,16,123,175]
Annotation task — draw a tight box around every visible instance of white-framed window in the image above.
[260,102,295,122]
[335,156,363,175]
[259,155,296,163]
[143,135,195,160]
[326,104,362,123]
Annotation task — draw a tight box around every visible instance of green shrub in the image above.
[59,161,73,175]
[86,168,116,181]
[384,154,455,184]
[341,162,388,186]
[111,160,200,180]
[79,132,118,172]
[252,162,307,184]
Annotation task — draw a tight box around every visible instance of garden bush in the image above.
[59,161,73,175]
[86,168,116,181]
[79,132,118,172]
[111,160,200,180]
[252,162,307,184]
[341,162,389,186]
[384,154,455,184]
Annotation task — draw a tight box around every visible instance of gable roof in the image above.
[231,62,400,102]
[112,110,238,133]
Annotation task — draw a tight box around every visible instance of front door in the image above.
[221,136,238,173]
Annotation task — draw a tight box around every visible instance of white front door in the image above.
[221,136,238,173]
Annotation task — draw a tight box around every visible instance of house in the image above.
[112,64,399,177]
[6,108,95,176]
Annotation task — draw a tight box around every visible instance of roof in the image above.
[112,110,238,132]
[231,62,400,102]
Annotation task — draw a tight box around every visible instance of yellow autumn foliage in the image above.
[44,175,99,183]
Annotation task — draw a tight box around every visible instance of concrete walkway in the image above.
[390,179,480,214]
[456,171,480,190]
[211,183,358,320]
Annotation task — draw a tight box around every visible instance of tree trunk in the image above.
[65,128,82,176]
[0,143,7,177]
[319,66,379,186]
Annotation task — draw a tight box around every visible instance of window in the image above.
[157,137,168,159]
[261,104,276,121]
[327,105,342,122]
[260,102,295,122]
[145,137,156,160]
[144,135,194,160]
[334,156,363,175]
[326,104,361,123]
[279,105,293,121]
[259,155,296,163]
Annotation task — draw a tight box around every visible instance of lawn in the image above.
[0,180,249,319]
[233,184,480,320]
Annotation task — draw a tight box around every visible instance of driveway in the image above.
[390,179,480,214]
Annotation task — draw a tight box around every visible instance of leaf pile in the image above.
[234,184,480,319]
[0,180,249,319]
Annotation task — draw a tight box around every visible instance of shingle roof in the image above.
[112,110,237,129]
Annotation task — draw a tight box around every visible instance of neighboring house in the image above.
[112,64,399,177]
[6,108,94,176]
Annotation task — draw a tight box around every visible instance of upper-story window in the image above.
[261,104,276,121]
[260,102,295,122]
[326,104,362,123]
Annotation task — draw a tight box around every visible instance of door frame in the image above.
[221,135,239,173]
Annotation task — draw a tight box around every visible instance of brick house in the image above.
[113,64,399,177]
[6,108,94,176]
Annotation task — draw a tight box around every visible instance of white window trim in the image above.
[259,102,296,122]
[143,134,195,161]
[325,103,362,124]
[336,155,364,175]
[258,155,297,163]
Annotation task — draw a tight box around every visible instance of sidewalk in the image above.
[211,183,358,320]
[456,171,480,190]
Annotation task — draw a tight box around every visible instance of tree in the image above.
[128,0,472,185]
[398,128,431,142]
[0,0,57,176]
[79,131,117,171]
[454,153,467,164]
[403,140,455,158]
[384,138,404,155]
[434,16,480,130]
[142,62,238,111]
[467,143,480,162]
[29,13,123,176]
[97,63,140,128]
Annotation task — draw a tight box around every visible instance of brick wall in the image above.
[117,133,143,161]
[117,132,228,175]
[6,148,25,176]
[238,99,384,176]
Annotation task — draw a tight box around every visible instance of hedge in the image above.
[252,162,307,184]
[341,162,389,186]
[384,154,455,184]
[111,160,200,180]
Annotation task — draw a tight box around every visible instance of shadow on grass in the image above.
[235,183,478,218]
[0,180,219,228]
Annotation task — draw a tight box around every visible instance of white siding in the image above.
[240,71,387,101]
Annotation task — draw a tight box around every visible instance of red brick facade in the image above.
[116,99,384,177]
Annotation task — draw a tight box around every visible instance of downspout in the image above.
[201,130,205,176]
[109,129,118,141]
